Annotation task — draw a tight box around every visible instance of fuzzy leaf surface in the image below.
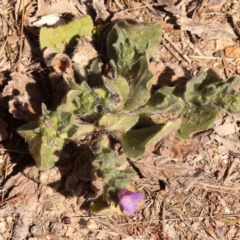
[93,148,137,203]
[184,69,220,106]
[121,53,153,112]
[103,76,129,111]
[107,21,162,61]
[40,15,93,53]
[212,76,240,117]
[39,136,65,170]
[99,114,139,133]
[177,106,219,139]
[18,121,42,167]
[118,119,181,158]
[143,86,184,115]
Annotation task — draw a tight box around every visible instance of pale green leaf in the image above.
[40,15,94,53]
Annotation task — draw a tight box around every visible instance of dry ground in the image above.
[1,0,240,239]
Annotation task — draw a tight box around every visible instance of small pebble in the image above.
[179,222,186,228]
[30,224,43,237]
[6,216,13,224]
[224,208,231,214]
[0,221,6,234]
[225,46,240,58]
[87,219,98,230]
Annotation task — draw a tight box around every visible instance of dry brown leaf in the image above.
[164,5,236,40]
[111,10,140,22]
[178,17,236,40]
[36,0,80,17]
[72,36,98,68]
[93,0,110,21]
[134,156,167,182]
[177,170,204,191]
[210,0,227,10]
[2,72,42,121]
[44,48,74,82]
[214,123,236,136]
[52,54,73,76]
[158,134,201,159]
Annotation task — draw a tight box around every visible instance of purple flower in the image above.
[45,119,52,127]
[118,189,143,215]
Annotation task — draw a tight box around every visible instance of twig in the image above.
[229,150,240,158]
[6,39,13,68]
[0,147,29,154]
[122,3,157,12]
[196,182,240,191]
[94,218,130,237]
[4,154,9,179]
[0,37,8,56]
[220,49,230,79]
[162,203,166,240]
[189,55,234,61]
[0,194,23,207]
[0,6,13,15]
[162,39,182,62]
[117,214,240,222]
[18,0,25,72]
[223,156,239,184]
[163,33,192,64]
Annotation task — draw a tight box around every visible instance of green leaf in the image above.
[58,90,83,112]
[18,122,65,169]
[71,124,96,138]
[118,119,182,158]
[39,136,65,170]
[74,81,101,118]
[18,121,42,166]
[107,21,162,61]
[177,105,219,139]
[99,114,139,133]
[184,69,220,106]
[40,15,94,53]
[143,86,184,115]
[91,199,122,215]
[41,103,50,115]
[213,76,240,117]
[122,53,154,112]
[93,147,138,204]
[103,76,129,111]
[89,59,102,88]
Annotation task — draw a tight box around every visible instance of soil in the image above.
[1,0,240,239]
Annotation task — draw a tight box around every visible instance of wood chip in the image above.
[225,46,240,59]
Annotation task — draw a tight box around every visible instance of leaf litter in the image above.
[1,0,240,239]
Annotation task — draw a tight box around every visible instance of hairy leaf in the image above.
[40,15,93,53]
[107,21,162,61]
[93,147,137,203]
[184,69,220,106]
[103,76,129,111]
[18,121,42,166]
[143,86,184,115]
[212,76,240,117]
[177,105,219,139]
[118,119,181,158]
[99,114,139,133]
